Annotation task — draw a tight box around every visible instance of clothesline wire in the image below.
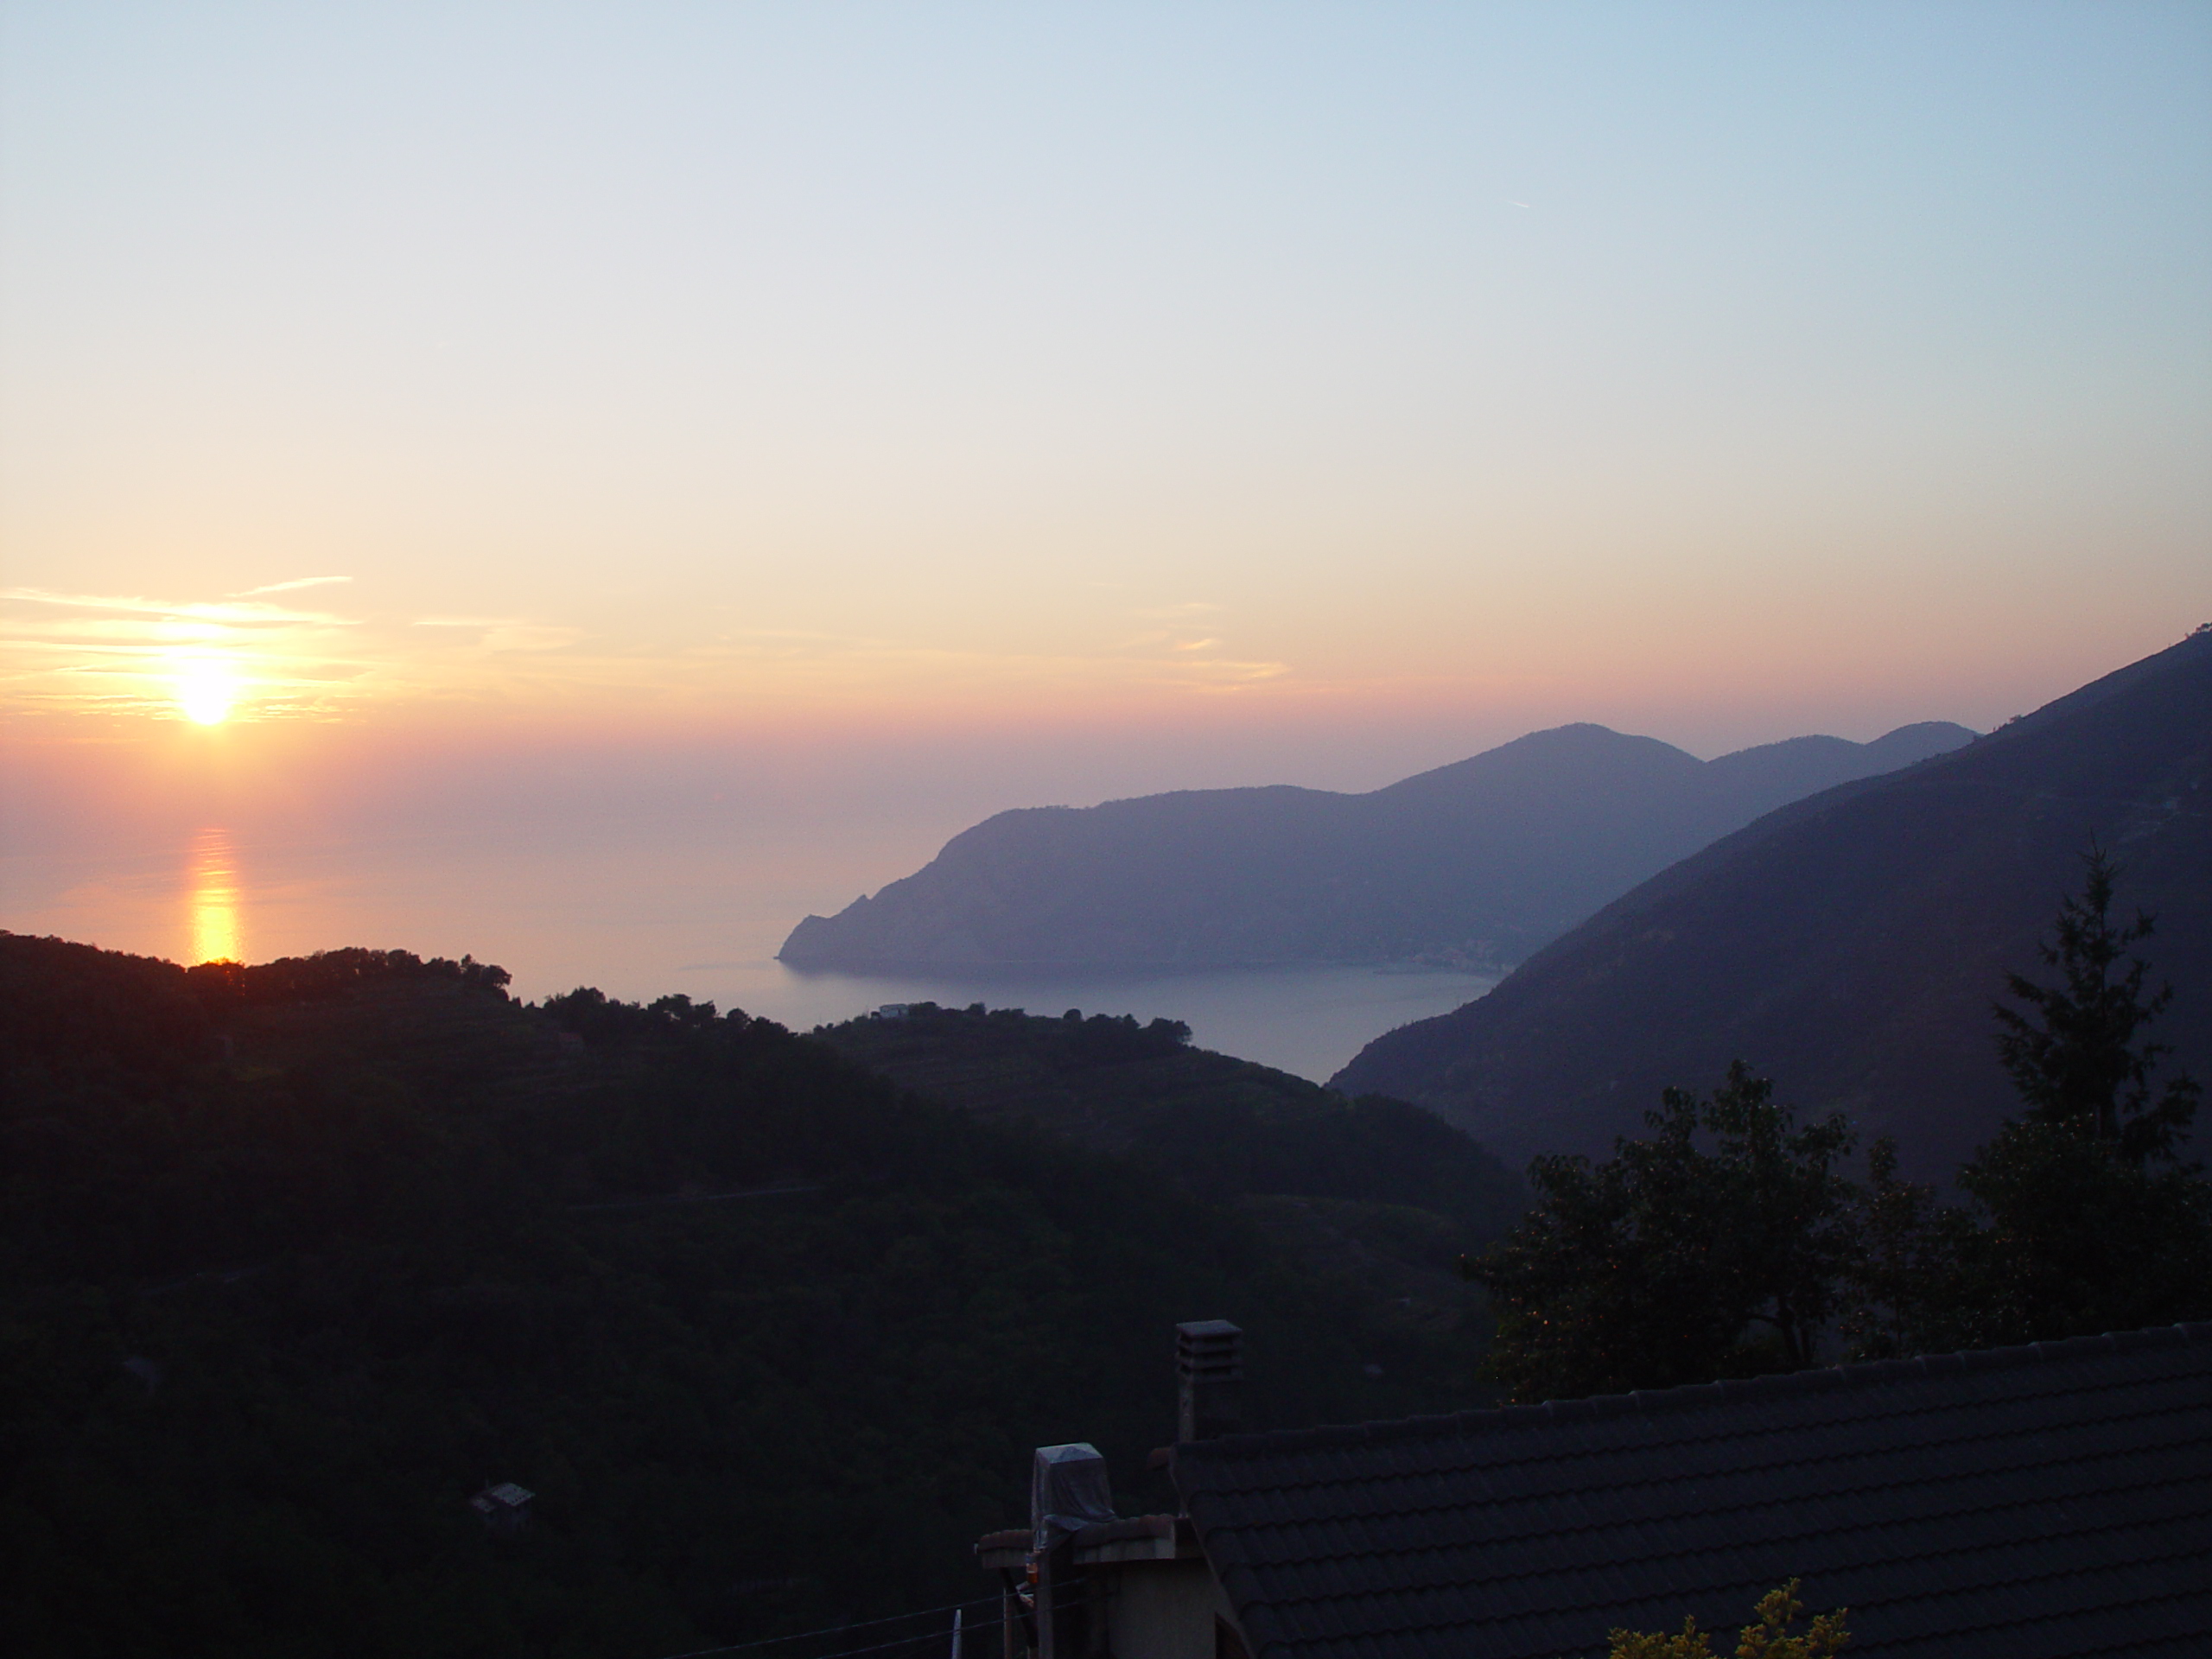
[653,1596,1004,1659]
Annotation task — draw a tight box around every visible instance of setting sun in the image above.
[176,667,238,725]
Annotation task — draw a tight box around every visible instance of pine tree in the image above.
[1857,845,2212,1351]
[1993,842,2200,1166]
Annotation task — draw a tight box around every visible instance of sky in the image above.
[4,2,2210,865]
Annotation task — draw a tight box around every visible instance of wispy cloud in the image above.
[2,584,378,721]
[413,615,582,652]
[2,587,357,627]
[232,575,353,597]
[3,585,1300,724]
[692,622,1292,702]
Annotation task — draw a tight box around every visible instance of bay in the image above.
[0,824,1495,1084]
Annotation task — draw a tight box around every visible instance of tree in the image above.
[1607,1580,1849,1659]
[1848,849,2212,1354]
[1834,1136,1953,1361]
[1937,1117,2212,1346]
[1844,1118,2212,1356]
[1471,855,2210,1390]
[1466,1064,1862,1402]
[1993,842,2200,1165]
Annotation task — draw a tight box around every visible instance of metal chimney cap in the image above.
[1177,1320,1245,1387]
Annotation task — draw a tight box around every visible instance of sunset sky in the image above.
[4,3,2210,866]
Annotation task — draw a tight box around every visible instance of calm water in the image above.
[2,825,1496,1083]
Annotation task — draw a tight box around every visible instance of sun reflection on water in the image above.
[188,829,244,964]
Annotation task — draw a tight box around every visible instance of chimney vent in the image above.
[1176,1319,1244,1442]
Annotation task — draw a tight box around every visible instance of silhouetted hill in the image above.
[812,1001,1527,1233]
[778,721,1974,970]
[1332,632,2212,1179]
[0,933,1507,1657]
[812,1003,1525,1396]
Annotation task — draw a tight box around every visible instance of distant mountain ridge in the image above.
[1332,632,2212,1179]
[779,720,1976,970]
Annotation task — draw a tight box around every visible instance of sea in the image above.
[1,822,1496,1084]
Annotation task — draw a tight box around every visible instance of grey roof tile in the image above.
[1177,1323,2212,1659]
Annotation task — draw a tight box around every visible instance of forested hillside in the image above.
[814,1004,1524,1381]
[0,936,1503,1659]
[813,1002,1525,1229]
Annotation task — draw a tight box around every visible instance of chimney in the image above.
[1176,1319,1243,1442]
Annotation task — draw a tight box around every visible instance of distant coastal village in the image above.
[7,630,2209,1655]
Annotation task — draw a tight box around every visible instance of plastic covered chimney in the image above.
[1031,1442,1115,1553]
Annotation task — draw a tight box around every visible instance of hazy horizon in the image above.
[0,697,1983,981]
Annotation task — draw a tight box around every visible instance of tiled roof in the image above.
[1173,1324,2212,1659]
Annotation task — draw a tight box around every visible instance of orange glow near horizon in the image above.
[0,563,2201,762]
[188,828,244,964]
